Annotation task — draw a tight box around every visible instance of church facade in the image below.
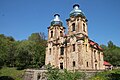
[45,4,105,71]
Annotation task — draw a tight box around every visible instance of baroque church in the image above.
[45,4,105,71]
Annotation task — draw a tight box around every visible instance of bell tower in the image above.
[65,4,89,70]
[66,4,88,37]
[48,14,65,41]
[45,14,65,66]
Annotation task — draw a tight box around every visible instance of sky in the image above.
[0,0,120,46]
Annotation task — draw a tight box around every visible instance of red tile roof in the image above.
[89,39,103,51]
[89,41,95,45]
[104,61,111,66]
[98,46,103,50]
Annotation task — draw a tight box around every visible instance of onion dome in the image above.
[51,14,63,26]
[70,4,85,17]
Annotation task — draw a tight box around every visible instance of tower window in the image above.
[85,44,87,52]
[95,64,97,70]
[86,62,89,67]
[72,23,75,31]
[98,52,101,61]
[60,63,63,69]
[73,44,75,52]
[49,48,51,55]
[83,23,86,32]
[60,47,64,55]
[94,50,96,60]
[60,31,63,37]
[73,61,76,67]
[51,31,53,38]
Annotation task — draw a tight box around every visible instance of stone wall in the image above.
[24,69,103,80]
[24,69,47,80]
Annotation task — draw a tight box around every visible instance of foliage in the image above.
[28,32,46,43]
[46,65,84,80]
[90,69,120,80]
[0,67,24,80]
[46,65,60,80]
[0,33,46,69]
[100,41,120,66]
[0,34,15,67]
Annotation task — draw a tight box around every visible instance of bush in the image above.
[90,69,120,80]
[46,65,84,80]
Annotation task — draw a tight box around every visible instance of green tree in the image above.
[28,33,41,42]
[15,39,46,69]
[0,34,16,67]
[5,41,16,67]
[101,41,120,66]
[0,33,46,69]
[32,43,45,68]
[15,40,34,69]
[27,32,46,68]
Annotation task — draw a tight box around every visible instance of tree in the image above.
[0,34,16,67]
[32,43,45,68]
[27,32,46,68]
[15,40,34,69]
[15,40,46,69]
[5,41,16,67]
[0,33,46,69]
[28,32,46,42]
[108,41,115,49]
[101,41,120,66]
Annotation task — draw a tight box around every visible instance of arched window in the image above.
[51,31,53,38]
[60,47,64,55]
[73,61,76,67]
[83,23,86,32]
[60,63,63,69]
[98,52,101,61]
[72,23,75,31]
[95,64,97,70]
[60,31,63,37]
[85,44,87,52]
[73,44,75,52]
[86,62,89,67]
[94,50,96,60]
[49,48,51,55]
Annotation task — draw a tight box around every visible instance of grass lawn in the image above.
[0,67,25,80]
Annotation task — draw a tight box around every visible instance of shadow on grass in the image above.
[0,76,14,80]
